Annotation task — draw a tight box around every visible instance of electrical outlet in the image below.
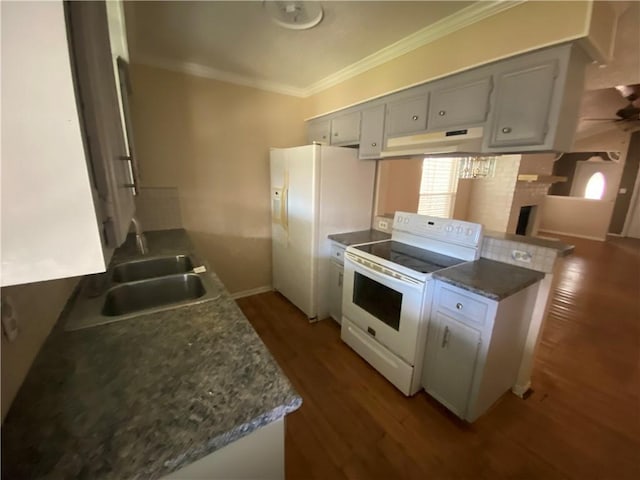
[378,220,388,230]
[1,296,19,342]
[511,249,532,263]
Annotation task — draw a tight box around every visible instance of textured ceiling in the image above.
[124,1,473,90]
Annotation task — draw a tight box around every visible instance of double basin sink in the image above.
[65,254,222,330]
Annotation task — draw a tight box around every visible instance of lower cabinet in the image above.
[422,280,539,422]
[328,242,346,324]
[424,312,481,418]
[163,417,285,480]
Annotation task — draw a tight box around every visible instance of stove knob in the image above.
[445,225,454,233]
[466,227,474,236]
[456,226,464,234]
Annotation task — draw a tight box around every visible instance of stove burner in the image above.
[353,240,464,274]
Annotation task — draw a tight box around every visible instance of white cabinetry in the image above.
[1,1,135,287]
[423,281,539,422]
[328,242,346,324]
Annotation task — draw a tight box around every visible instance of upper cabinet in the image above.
[1,0,135,287]
[486,61,557,149]
[359,105,386,159]
[304,42,588,159]
[484,44,587,153]
[385,90,429,137]
[428,75,492,131]
[307,118,331,144]
[330,111,361,146]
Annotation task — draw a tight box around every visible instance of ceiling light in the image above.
[264,1,323,30]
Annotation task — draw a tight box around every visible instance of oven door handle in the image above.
[344,255,423,290]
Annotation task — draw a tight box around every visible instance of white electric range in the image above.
[341,212,483,395]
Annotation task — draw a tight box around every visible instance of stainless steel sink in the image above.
[111,255,194,282]
[102,273,206,316]
[64,253,223,331]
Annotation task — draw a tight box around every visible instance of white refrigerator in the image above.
[270,144,376,320]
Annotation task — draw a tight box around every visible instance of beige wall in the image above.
[1,278,78,420]
[540,196,615,240]
[129,64,305,294]
[540,128,632,239]
[303,1,591,118]
[375,158,423,216]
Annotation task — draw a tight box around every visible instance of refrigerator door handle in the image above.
[282,171,289,232]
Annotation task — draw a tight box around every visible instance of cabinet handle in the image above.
[412,115,419,121]
[456,302,463,310]
[334,132,339,136]
[371,142,377,147]
[119,155,139,195]
[441,326,450,348]
[338,272,343,288]
[322,135,326,139]
[502,127,512,134]
[438,110,446,116]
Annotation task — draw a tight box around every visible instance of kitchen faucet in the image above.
[131,216,148,255]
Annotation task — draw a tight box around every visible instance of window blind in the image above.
[417,157,460,217]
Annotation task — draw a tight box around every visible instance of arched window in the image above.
[584,172,605,200]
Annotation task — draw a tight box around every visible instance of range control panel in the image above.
[393,212,483,249]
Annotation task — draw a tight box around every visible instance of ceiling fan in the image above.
[581,84,640,127]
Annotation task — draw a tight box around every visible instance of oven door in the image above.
[342,253,425,365]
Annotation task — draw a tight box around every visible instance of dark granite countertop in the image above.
[328,229,391,246]
[485,230,574,257]
[1,229,301,480]
[434,258,545,301]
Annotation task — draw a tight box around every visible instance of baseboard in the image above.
[230,285,273,300]
[538,230,606,242]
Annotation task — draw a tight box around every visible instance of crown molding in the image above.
[133,54,308,97]
[304,0,526,96]
[134,0,526,98]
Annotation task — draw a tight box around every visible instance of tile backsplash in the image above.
[481,235,557,273]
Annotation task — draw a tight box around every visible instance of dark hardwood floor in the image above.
[236,235,640,479]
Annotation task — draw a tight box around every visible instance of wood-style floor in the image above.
[236,235,640,479]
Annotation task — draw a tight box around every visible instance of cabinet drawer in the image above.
[330,243,346,265]
[437,285,488,327]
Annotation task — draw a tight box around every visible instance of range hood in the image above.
[380,127,484,157]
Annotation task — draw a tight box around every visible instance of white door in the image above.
[423,311,481,418]
[270,146,319,318]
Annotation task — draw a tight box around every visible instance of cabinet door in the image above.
[328,261,344,324]
[359,105,385,159]
[385,93,429,137]
[307,119,330,144]
[69,0,135,247]
[424,312,481,418]
[429,76,492,130]
[1,1,108,286]
[487,60,558,148]
[330,111,360,146]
